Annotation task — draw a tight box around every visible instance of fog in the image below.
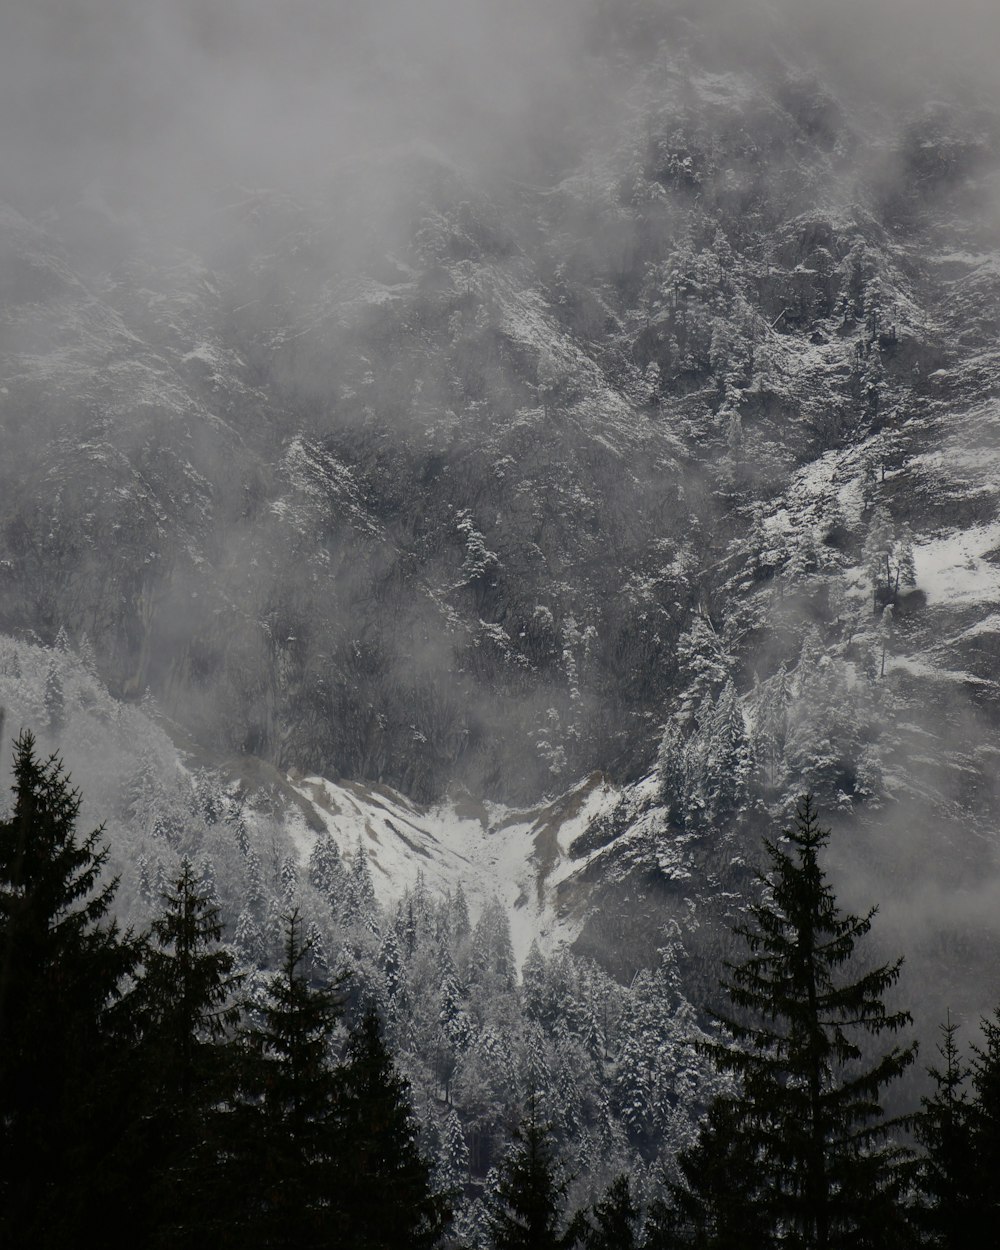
[0,0,596,215]
[3,0,1000,221]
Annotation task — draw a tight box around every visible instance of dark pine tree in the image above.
[914,1015,976,1249]
[139,856,244,1247]
[666,796,916,1250]
[967,1008,1000,1233]
[336,1004,450,1249]
[484,1093,580,1250]
[0,731,144,1247]
[229,908,344,1250]
[582,1173,640,1250]
[643,1098,771,1250]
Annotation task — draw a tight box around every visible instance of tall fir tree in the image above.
[643,1098,770,1250]
[335,1004,450,1249]
[666,796,916,1249]
[484,1093,580,1250]
[967,1008,1000,1232]
[231,908,344,1250]
[914,1016,977,1249]
[581,1174,639,1250]
[139,857,244,1247]
[0,731,144,1247]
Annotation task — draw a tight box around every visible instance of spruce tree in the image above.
[44,658,65,736]
[139,857,244,1247]
[438,1107,471,1201]
[670,796,916,1250]
[232,908,344,1249]
[484,1093,579,1250]
[336,1004,450,1249]
[914,1016,976,1249]
[582,1174,639,1250]
[644,1098,770,1250]
[967,1008,1000,1231]
[0,731,144,1246]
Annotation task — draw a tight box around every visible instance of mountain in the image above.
[4,0,1000,1201]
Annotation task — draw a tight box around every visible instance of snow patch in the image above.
[913,524,1000,607]
[287,773,622,964]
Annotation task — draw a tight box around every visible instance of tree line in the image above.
[1,731,997,1247]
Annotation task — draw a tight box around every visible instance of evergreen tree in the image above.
[914,1016,976,1249]
[228,802,251,858]
[861,506,914,611]
[671,796,916,1249]
[451,882,472,942]
[139,857,244,1246]
[44,658,65,737]
[380,925,407,1005]
[280,853,298,904]
[896,523,917,591]
[644,1098,769,1250]
[138,852,153,904]
[470,898,516,991]
[702,680,754,822]
[0,731,144,1246]
[336,1004,450,1249]
[582,1174,639,1250]
[350,837,379,932]
[234,907,266,967]
[522,940,547,1023]
[438,1107,471,1201]
[484,1094,580,1250]
[196,853,222,913]
[309,832,346,912]
[245,847,265,915]
[967,1008,1000,1231]
[77,632,98,677]
[305,919,329,979]
[232,909,344,1249]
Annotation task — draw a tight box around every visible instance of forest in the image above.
[2,729,996,1249]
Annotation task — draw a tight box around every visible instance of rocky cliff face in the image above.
[3,0,1000,1025]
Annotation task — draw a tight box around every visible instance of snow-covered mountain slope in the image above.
[0,629,624,965]
[285,771,624,965]
[4,0,1000,1037]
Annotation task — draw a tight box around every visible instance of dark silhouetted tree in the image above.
[914,1015,976,1249]
[582,1173,639,1250]
[665,796,916,1249]
[485,1093,580,1250]
[967,1008,1000,1233]
[0,731,143,1246]
[231,909,343,1249]
[643,1098,770,1250]
[336,1004,450,1249]
[139,856,244,1247]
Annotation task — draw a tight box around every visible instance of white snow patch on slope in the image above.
[286,773,622,964]
[913,524,1000,606]
[889,655,988,685]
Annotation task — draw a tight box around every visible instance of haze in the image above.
[3,0,998,221]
